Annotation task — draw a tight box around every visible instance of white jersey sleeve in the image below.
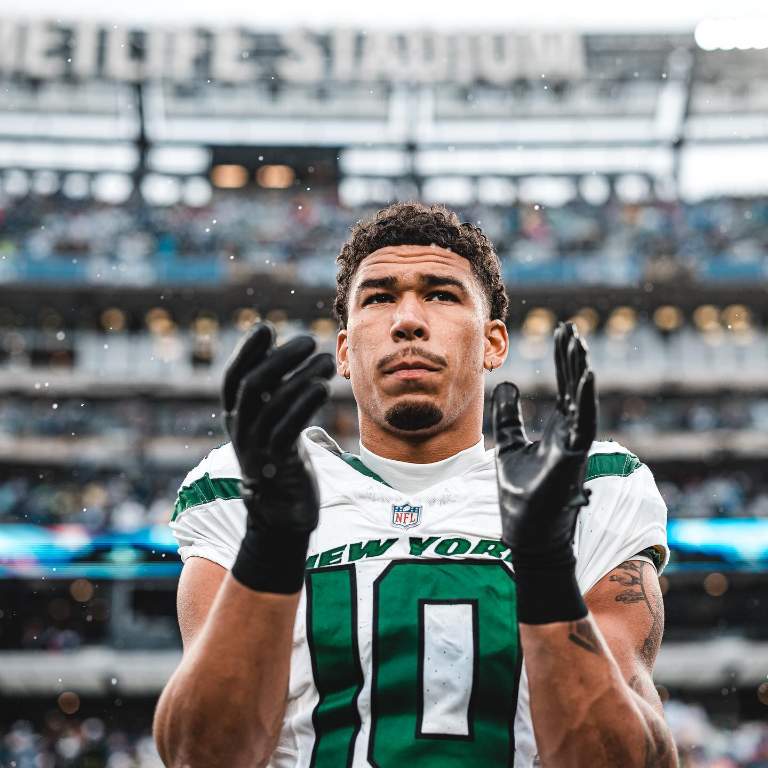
[575,440,669,595]
[169,442,246,570]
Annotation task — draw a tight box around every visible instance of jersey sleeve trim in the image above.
[172,472,241,521]
[177,544,235,570]
[633,545,665,573]
[585,451,643,483]
[580,523,668,594]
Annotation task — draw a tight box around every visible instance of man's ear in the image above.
[484,318,509,371]
[336,328,349,378]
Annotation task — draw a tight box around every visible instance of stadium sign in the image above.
[0,20,585,85]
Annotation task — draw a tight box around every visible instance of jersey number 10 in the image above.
[306,559,522,767]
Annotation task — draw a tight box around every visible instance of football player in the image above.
[154,202,677,767]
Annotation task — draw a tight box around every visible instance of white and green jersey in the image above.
[171,426,669,768]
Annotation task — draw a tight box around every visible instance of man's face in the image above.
[337,244,506,437]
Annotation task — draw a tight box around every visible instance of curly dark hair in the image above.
[333,201,509,328]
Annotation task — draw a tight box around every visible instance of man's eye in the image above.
[427,291,459,302]
[362,293,394,306]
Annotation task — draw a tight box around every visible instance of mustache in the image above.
[377,346,448,371]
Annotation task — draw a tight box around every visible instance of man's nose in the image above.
[390,294,429,342]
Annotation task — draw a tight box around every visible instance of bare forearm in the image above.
[154,575,299,768]
[520,617,677,768]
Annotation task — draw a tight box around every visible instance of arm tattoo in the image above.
[567,619,601,655]
[609,560,664,667]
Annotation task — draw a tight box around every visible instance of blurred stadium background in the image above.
[2,5,768,766]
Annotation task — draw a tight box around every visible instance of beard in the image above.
[384,400,444,432]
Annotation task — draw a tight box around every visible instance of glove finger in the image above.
[492,381,529,452]
[222,323,275,415]
[553,322,570,411]
[566,332,584,405]
[287,350,336,384]
[234,334,318,430]
[573,330,589,388]
[255,353,335,439]
[573,369,597,451]
[268,380,331,457]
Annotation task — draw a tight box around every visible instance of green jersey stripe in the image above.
[585,451,643,483]
[171,451,642,520]
[172,473,241,521]
[340,453,391,487]
[340,450,642,486]
[170,453,391,522]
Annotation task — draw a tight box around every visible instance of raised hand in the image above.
[223,322,335,593]
[492,321,598,623]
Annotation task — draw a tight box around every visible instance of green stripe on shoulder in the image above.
[585,451,643,483]
[172,472,241,521]
[340,452,392,487]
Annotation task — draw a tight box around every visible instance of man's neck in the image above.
[358,416,483,464]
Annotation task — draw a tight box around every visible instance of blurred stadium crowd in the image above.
[2,191,768,286]
[1,716,162,768]
[2,393,767,441]
[1,224,766,758]
[3,702,768,768]
[1,384,767,529]
[0,450,766,532]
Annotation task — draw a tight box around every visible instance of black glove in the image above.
[222,323,335,594]
[493,321,597,624]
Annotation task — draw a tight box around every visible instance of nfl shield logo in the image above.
[391,503,422,529]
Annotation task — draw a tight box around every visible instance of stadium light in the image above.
[680,145,768,200]
[182,177,213,207]
[579,174,610,206]
[70,579,94,602]
[606,307,637,338]
[31,170,59,196]
[693,306,729,347]
[722,305,752,333]
[256,164,295,189]
[653,305,684,332]
[145,308,175,336]
[141,174,182,207]
[100,309,127,333]
[695,17,768,51]
[417,147,672,178]
[310,318,337,341]
[703,572,728,597]
[58,692,80,716]
[234,308,261,331]
[693,305,721,333]
[92,173,132,204]
[211,164,248,189]
[615,174,651,204]
[568,308,598,337]
[148,145,211,175]
[340,149,409,176]
[522,308,556,338]
[477,177,516,205]
[0,141,136,172]
[192,315,219,336]
[62,173,91,200]
[422,177,473,206]
[338,177,395,207]
[3,169,30,197]
[518,177,576,207]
